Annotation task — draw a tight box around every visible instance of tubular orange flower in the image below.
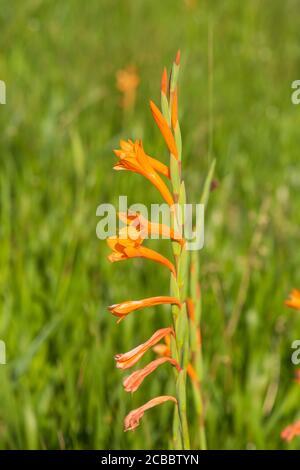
[114,140,173,204]
[118,211,184,244]
[124,395,177,431]
[149,100,178,158]
[108,296,181,322]
[123,357,181,393]
[115,327,174,370]
[281,420,300,442]
[295,369,300,385]
[107,230,176,276]
[285,289,300,310]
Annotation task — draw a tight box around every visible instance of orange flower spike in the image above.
[115,327,174,370]
[285,289,300,310]
[107,234,176,276]
[108,296,181,323]
[123,357,181,393]
[149,100,178,159]
[114,140,174,205]
[175,49,181,66]
[281,420,300,442]
[124,396,177,431]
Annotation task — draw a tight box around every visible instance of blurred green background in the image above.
[0,0,300,450]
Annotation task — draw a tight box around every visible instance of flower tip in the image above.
[175,49,181,65]
[149,99,156,111]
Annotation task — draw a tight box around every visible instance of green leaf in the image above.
[200,158,216,207]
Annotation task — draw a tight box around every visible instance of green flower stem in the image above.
[190,251,207,450]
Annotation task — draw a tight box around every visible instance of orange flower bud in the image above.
[149,101,178,158]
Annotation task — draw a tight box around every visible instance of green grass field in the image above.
[0,0,300,450]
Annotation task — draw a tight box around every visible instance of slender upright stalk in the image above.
[161,51,190,450]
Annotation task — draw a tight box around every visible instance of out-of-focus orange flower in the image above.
[281,420,300,442]
[116,66,140,110]
[187,297,202,347]
[108,296,181,323]
[115,327,174,370]
[107,228,176,276]
[123,357,181,393]
[187,363,198,384]
[295,369,300,385]
[114,140,173,205]
[150,101,178,158]
[124,395,177,431]
[118,211,184,245]
[186,298,195,322]
[285,289,300,310]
